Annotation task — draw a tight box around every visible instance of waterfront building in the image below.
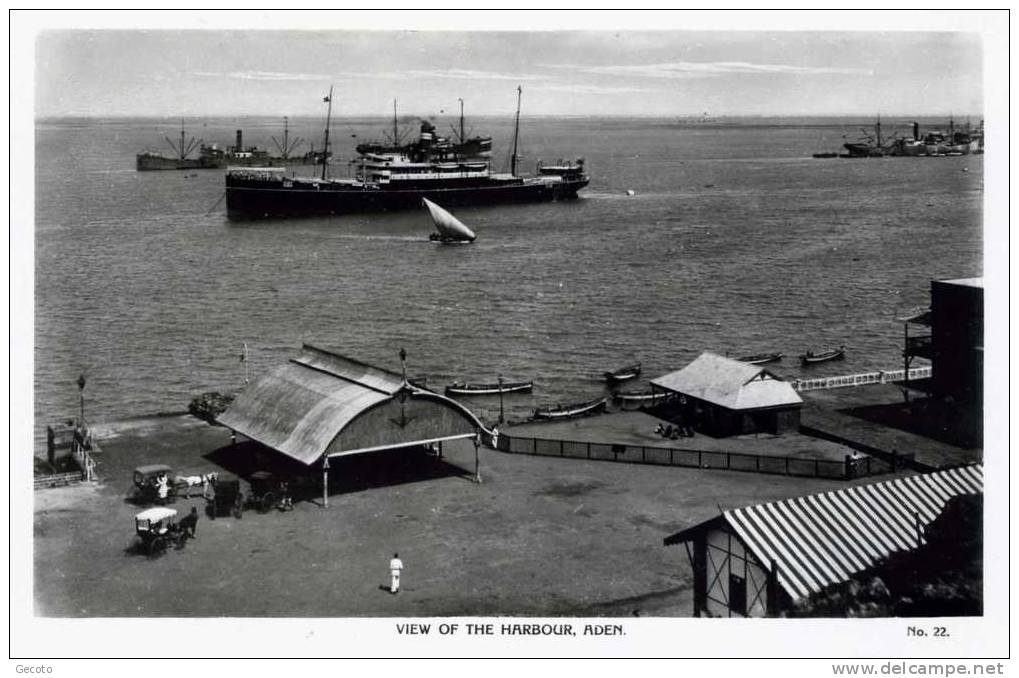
[650,352,802,437]
[663,464,983,617]
[217,344,488,499]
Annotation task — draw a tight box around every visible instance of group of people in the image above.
[655,422,695,439]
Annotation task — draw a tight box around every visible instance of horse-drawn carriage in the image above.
[132,464,177,505]
[247,471,294,513]
[205,474,243,519]
[134,507,185,556]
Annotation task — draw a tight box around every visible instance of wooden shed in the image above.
[663,464,983,617]
[650,352,803,437]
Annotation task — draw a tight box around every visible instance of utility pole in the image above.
[76,373,87,426]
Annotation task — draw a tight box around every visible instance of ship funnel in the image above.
[235,130,243,152]
[913,122,920,141]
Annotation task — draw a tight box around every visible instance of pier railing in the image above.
[490,433,897,481]
[792,366,932,392]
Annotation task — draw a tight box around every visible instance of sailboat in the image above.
[424,198,476,244]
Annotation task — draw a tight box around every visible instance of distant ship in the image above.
[224,86,589,219]
[136,118,330,171]
[840,118,985,159]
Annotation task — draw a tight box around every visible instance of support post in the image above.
[497,374,504,424]
[766,559,780,616]
[322,456,330,508]
[473,433,482,483]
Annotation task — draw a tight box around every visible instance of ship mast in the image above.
[510,86,522,177]
[393,99,398,148]
[459,98,465,143]
[283,117,289,159]
[322,86,334,181]
[180,119,186,160]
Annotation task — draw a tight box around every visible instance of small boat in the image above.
[445,380,533,396]
[811,152,838,159]
[532,397,607,421]
[613,390,672,404]
[736,352,784,365]
[423,197,476,244]
[799,346,846,365]
[604,362,641,384]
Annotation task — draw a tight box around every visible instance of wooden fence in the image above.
[491,433,896,481]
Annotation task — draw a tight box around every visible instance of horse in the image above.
[176,472,218,499]
[178,506,199,540]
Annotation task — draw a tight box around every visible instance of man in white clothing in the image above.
[390,553,404,594]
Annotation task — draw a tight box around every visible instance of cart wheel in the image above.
[259,492,275,513]
[148,536,166,557]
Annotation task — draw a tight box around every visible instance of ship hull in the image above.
[137,154,324,172]
[225,177,590,219]
[136,155,221,171]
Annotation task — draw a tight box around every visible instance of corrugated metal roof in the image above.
[218,359,391,465]
[218,345,487,466]
[712,466,982,601]
[650,352,802,410]
[292,344,404,395]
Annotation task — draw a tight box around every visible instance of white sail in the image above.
[423,198,476,241]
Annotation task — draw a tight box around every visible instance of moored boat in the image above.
[603,362,641,384]
[445,380,533,396]
[736,352,784,365]
[613,390,672,404]
[531,397,607,421]
[799,346,846,365]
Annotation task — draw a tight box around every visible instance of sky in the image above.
[35,29,983,118]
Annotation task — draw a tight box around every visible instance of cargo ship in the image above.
[137,119,330,171]
[224,86,589,219]
[135,121,224,171]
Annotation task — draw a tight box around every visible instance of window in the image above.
[729,573,747,616]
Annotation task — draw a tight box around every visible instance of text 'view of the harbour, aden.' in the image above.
[14,13,1008,662]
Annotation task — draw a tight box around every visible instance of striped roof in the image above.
[651,352,802,410]
[665,465,983,601]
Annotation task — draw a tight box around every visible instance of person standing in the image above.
[389,553,404,594]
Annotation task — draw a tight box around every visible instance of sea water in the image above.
[33,116,983,431]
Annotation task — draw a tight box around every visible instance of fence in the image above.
[792,366,932,392]
[492,433,895,481]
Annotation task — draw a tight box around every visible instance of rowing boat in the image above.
[445,380,533,396]
[613,390,672,403]
[736,352,784,365]
[531,397,608,420]
[799,346,846,365]
[603,362,641,384]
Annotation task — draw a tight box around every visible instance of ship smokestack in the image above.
[236,130,243,152]
[913,122,920,141]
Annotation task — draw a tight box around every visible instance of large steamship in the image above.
[223,86,589,219]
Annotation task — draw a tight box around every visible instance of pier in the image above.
[792,366,931,392]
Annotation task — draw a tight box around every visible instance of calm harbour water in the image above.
[34,116,982,430]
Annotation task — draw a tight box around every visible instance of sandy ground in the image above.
[506,410,855,461]
[33,415,862,618]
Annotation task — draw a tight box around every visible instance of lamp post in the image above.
[76,373,87,427]
[498,373,504,424]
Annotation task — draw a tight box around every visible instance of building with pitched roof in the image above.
[217,344,488,501]
[650,352,803,436]
[663,464,983,617]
